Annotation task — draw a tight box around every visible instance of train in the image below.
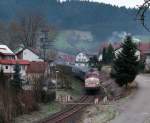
[72,66,89,80]
[84,68,100,91]
[72,66,101,91]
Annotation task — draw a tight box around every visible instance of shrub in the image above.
[20,91,39,113]
[41,90,56,103]
[0,112,4,123]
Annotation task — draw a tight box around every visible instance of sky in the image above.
[60,0,144,8]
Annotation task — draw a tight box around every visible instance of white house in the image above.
[14,46,44,62]
[0,59,29,79]
[115,48,141,61]
[0,45,29,79]
[75,52,89,67]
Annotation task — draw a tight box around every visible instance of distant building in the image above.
[14,45,43,62]
[54,52,75,65]
[75,52,89,67]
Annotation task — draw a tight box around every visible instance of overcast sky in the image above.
[60,0,144,8]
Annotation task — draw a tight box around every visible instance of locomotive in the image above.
[84,68,100,91]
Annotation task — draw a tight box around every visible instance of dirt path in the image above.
[109,74,150,123]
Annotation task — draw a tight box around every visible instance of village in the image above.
[0,33,150,123]
[1,39,150,81]
[1,0,150,123]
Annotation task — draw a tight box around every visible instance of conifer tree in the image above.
[111,36,139,88]
[102,47,107,63]
[89,55,98,68]
[107,44,114,63]
[11,64,22,94]
[102,44,114,64]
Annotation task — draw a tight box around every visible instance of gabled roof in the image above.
[14,46,42,59]
[0,45,15,56]
[14,44,25,54]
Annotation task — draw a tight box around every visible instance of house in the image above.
[0,59,29,79]
[137,43,150,71]
[27,61,49,81]
[0,45,29,79]
[75,52,89,67]
[14,45,44,62]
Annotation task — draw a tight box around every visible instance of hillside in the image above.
[0,0,150,54]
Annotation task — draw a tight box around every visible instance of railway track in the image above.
[37,96,95,123]
[37,72,109,123]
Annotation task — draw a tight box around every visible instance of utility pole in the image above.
[41,27,49,61]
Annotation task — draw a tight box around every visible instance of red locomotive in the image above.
[84,68,100,90]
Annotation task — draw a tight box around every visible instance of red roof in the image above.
[137,43,150,54]
[0,59,30,65]
[27,61,48,74]
[63,55,75,62]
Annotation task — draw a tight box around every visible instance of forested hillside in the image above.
[0,0,149,54]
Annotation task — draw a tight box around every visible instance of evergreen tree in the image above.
[111,36,139,88]
[102,47,107,63]
[102,44,114,64]
[89,55,102,71]
[11,64,22,94]
[107,44,114,63]
[89,55,98,68]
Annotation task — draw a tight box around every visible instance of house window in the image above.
[5,66,8,69]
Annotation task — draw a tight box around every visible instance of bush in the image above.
[0,112,4,123]
[41,90,56,103]
[21,91,39,113]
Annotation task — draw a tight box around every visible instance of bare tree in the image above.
[0,72,14,123]
[32,75,44,102]
[8,12,45,48]
[18,13,45,47]
[8,21,23,49]
[0,21,10,46]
